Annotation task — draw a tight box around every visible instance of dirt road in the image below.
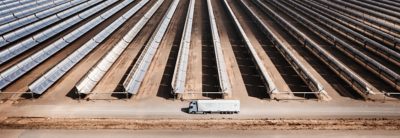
[2,129,400,138]
[0,117,399,130]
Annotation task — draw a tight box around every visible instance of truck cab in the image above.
[188,101,198,114]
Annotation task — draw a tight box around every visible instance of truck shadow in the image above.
[181,107,189,113]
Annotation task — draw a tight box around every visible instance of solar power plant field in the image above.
[0,0,400,135]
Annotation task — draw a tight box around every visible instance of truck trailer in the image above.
[188,100,240,114]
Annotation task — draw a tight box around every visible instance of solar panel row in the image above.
[171,0,195,94]
[0,0,91,46]
[0,0,103,64]
[0,0,119,91]
[0,0,55,17]
[76,0,161,94]
[29,0,143,94]
[123,0,179,94]
[0,0,36,11]
[0,0,69,25]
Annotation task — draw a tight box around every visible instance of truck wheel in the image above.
[190,111,196,114]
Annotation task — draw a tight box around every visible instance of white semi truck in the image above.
[188,100,240,114]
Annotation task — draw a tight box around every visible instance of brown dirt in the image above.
[0,117,399,130]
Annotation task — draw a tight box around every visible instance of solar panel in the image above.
[13,0,69,19]
[9,38,37,53]
[69,0,83,5]
[30,78,53,94]
[32,33,49,43]
[106,51,119,61]
[57,59,74,72]
[88,69,103,82]
[20,58,38,70]
[63,32,81,43]
[0,50,12,63]
[0,37,7,48]
[78,10,93,19]
[0,0,35,11]
[0,16,15,25]
[50,40,68,52]
[5,0,50,15]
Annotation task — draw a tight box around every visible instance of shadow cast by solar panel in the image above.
[232,44,269,99]
[19,93,40,99]
[156,56,176,99]
[202,93,223,99]
[110,84,132,99]
[156,42,181,99]
[156,49,177,99]
[111,92,132,99]
[65,88,81,99]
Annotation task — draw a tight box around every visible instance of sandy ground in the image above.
[2,129,400,138]
[184,0,203,96]
[1,118,399,130]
